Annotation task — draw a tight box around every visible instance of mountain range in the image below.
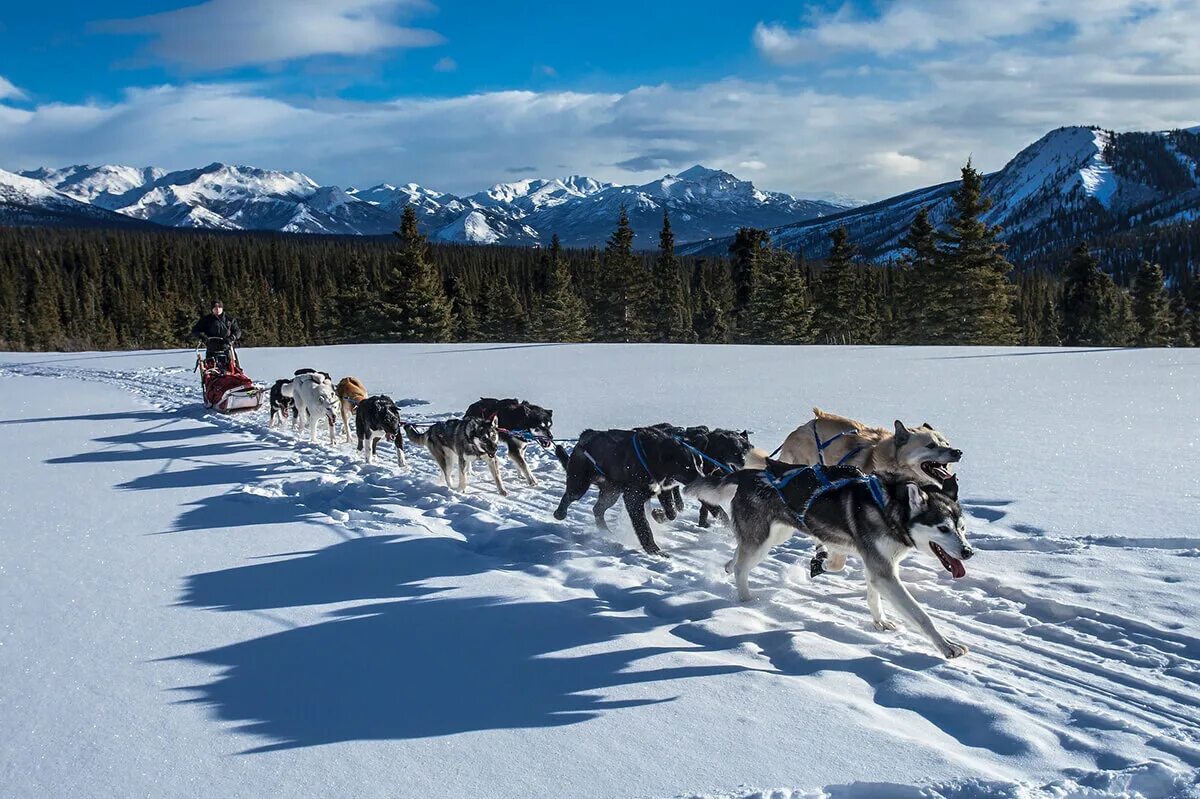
[0,162,849,248]
[681,125,1200,264]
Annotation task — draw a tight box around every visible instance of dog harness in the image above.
[499,427,554,448]
[760,462,887,525]
[813,426,865,467]
[672,436,735,475]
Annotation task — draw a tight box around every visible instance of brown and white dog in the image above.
[335,377,368,444]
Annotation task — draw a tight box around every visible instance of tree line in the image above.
[1,162,1196,352]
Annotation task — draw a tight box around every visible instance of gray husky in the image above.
[404,417,507,496]
[690,465,974,659]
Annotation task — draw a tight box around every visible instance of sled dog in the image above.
[465,397,554,487]
[291,372,339,444]
[268,378,294,429]
[649,424,767,527]
[356,395,407,467]
[689,466,973,658]
[404,417,507,495]
[336,377,369,444]
[553,427,702,556]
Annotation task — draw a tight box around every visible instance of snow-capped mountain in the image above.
[682,125,1200,262]
[5,160,849,246]
[0,168,149,228]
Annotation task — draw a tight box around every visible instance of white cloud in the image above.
[432,56,457,72]
[0,76,26,101]
[2,62,1198,201]
[96,0,443,70]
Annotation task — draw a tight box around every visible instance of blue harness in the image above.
[813,425,865,466]
[673,436,735,474]
[761,462,887,525]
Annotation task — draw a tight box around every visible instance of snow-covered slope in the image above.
[684,125,1200,261]
[1,343,1198,798]
[0,168,149,227]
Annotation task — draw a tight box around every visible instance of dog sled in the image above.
[194,337,264,413]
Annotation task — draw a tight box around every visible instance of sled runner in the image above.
[194,337,264,413]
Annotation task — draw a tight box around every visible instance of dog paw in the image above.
[809,555,827,578]
[643,546,668,558]
[724,558,735,574]
[940,639,969,659]
[553,509,567,521]
[498,488,509,497]
[650,509,667,523]
[873,619,898,632]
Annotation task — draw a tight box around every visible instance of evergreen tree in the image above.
[600,207,652,341]
[1169,292,1192,347]
[1061,244,1125,346]
[691,261,729,343]
[895,207,940,343]
[532,234,590,342]
[1039,294,1063,346]
[743,248,813,343]
[653,211,694,342]
[935,160,1019,345]
[485,278,529,342]
[1131,260,1170,346]
[379,206,454,342]
[446,273,482,341]
[814,226,869,344]
[728,227,771,329]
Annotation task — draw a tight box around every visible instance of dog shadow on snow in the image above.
[168,534,744,752]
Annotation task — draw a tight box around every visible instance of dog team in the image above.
[265,368,973,659]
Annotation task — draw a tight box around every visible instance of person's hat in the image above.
[211,300,223,308]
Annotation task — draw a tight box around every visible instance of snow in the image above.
[1078,129,1119,208]
[2,344,1197,798]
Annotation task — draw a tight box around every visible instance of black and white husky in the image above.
[404,417,507,495]
[690,465,974,658]
[268,378,294,428]
[355,395,407,467]
[464,397,554,487]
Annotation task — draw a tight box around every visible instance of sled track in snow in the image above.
[4,360,1200,773]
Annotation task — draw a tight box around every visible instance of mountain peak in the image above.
[676,164,730,181]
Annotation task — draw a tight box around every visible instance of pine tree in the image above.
[895,207,944,343]
[532,234,590,342]
[1061,244,1125,346]
[600,207,652,341]
[1039,294,1063,346]
[691,261,729,343]
[485,278,529,342]
[379,206,454,342]
[446,273,482,341]
[814,226,866,344]
[1131,260,1170,346]
[653,211,694,342]
[936,160,1019,345]
[743,248,813,343]
[1169,292,1192,347]
[728,227,771,330]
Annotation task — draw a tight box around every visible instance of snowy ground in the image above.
[1,343,1198,799]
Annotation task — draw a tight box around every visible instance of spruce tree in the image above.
[600,207,652,342]
[446,274,482,341]
[729,227,771,330]
[936,161,1019,345]
[895,207,940,343]
[1061,244,1125,346]
[485,278,529,342]
[1131,260,1170,346]
[691,261,729,343]
[744,248,813,343]
[814,226,864,344]
[533,234,590,342]
[1169,292,1192,347]
[379,206,454,342]
[653,211,694,342]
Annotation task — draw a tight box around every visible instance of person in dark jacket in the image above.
[191,300,242,360]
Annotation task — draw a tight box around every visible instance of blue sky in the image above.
[2,1,1197,199]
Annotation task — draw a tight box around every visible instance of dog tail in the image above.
[686,473,739,509]
[743,447,769,470]
[553,443,571,470]
[403,423,429,447]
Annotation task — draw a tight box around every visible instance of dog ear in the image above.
[905,482,928,514]
[490,416,499,428]
[894,420,910,446]
[921,421,933,430]
[941,473,959,501]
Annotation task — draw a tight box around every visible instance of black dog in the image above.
[553,427,702,556]
[268,378,294,428]
[464,397,554,487]
[355,395,407,467]
[649,424,763,527]
[294,367,332,381]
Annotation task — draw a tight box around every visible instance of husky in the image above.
[778,409,961,487]
[404,417,507,495]
[268,378,294,429]
[649,424,767,527]
[553,427,702,556]
[291,372,339,444]
[690,465,973,658]
[336,376,369,444]
[465,397,554,487]
[355,395,407,467]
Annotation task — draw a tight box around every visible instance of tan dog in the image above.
[776,408,963,574]
[335,377,369,444]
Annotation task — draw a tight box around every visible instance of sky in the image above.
[2,0,1199,201]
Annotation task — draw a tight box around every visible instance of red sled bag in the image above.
[195,344,264,413]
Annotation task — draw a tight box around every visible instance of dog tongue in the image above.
[948,555,966,579]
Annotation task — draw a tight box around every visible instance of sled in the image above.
[195,338,265,414]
